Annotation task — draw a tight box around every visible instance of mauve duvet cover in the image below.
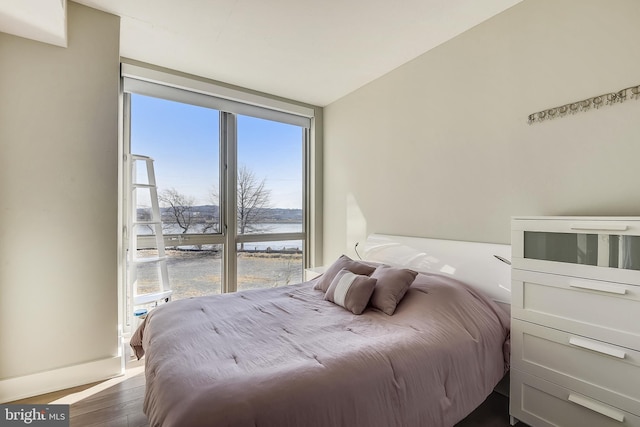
[131,272,510,427]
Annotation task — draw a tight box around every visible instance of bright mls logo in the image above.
[0,405,69,426]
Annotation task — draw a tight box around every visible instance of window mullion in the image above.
[303,127,310,268]
[223,112,238,293]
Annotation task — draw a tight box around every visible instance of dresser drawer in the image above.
[512,218,640,236]
[511,217,640,285]
[511,370,640,427]
[511,269,640,350]
[511,319,640,415]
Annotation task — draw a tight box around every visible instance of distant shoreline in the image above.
[156,247,303,254]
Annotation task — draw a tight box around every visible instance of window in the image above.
[121,64,314,327]
[236,115,305,291]
[130,94,223,300]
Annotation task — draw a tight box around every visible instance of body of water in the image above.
[137,222,304,251]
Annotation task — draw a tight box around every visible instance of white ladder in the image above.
[128,155,172,316]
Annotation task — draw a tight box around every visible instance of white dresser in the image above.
[510,216,640,427]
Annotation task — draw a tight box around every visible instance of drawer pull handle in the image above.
[570,223,629,232]
[569,337,626,359]
[569,281,627,295]
[568,394,625,422]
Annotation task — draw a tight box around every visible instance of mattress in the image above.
[131,272,510,427]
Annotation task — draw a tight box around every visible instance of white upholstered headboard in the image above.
[361,234,512,305]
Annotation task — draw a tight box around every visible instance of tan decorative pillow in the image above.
[313,254,377,292]
[324,269,377,315]
[370,266,418,315]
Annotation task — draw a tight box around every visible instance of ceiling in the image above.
[2,0,523,106]
[0,0,67,47]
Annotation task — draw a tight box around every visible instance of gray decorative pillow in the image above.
[324,269,377,315]
[313,254,377,292]
[370,266,418,315]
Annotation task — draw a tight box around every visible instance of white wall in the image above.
[0,2,120,401]
[323,0,640,260]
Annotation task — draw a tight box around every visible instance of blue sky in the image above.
[131,94,303,209]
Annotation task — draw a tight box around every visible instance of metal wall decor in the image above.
[528,84,640,124]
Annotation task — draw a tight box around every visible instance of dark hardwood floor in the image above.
[456,391,513,427]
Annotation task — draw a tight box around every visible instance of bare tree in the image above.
[136,207,155,234]
[237,165,272,238]
[210,165,273,242]
[159,188,195,234]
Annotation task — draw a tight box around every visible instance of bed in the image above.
[131,234,511,427]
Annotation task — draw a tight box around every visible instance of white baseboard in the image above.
[0,356,123,403]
